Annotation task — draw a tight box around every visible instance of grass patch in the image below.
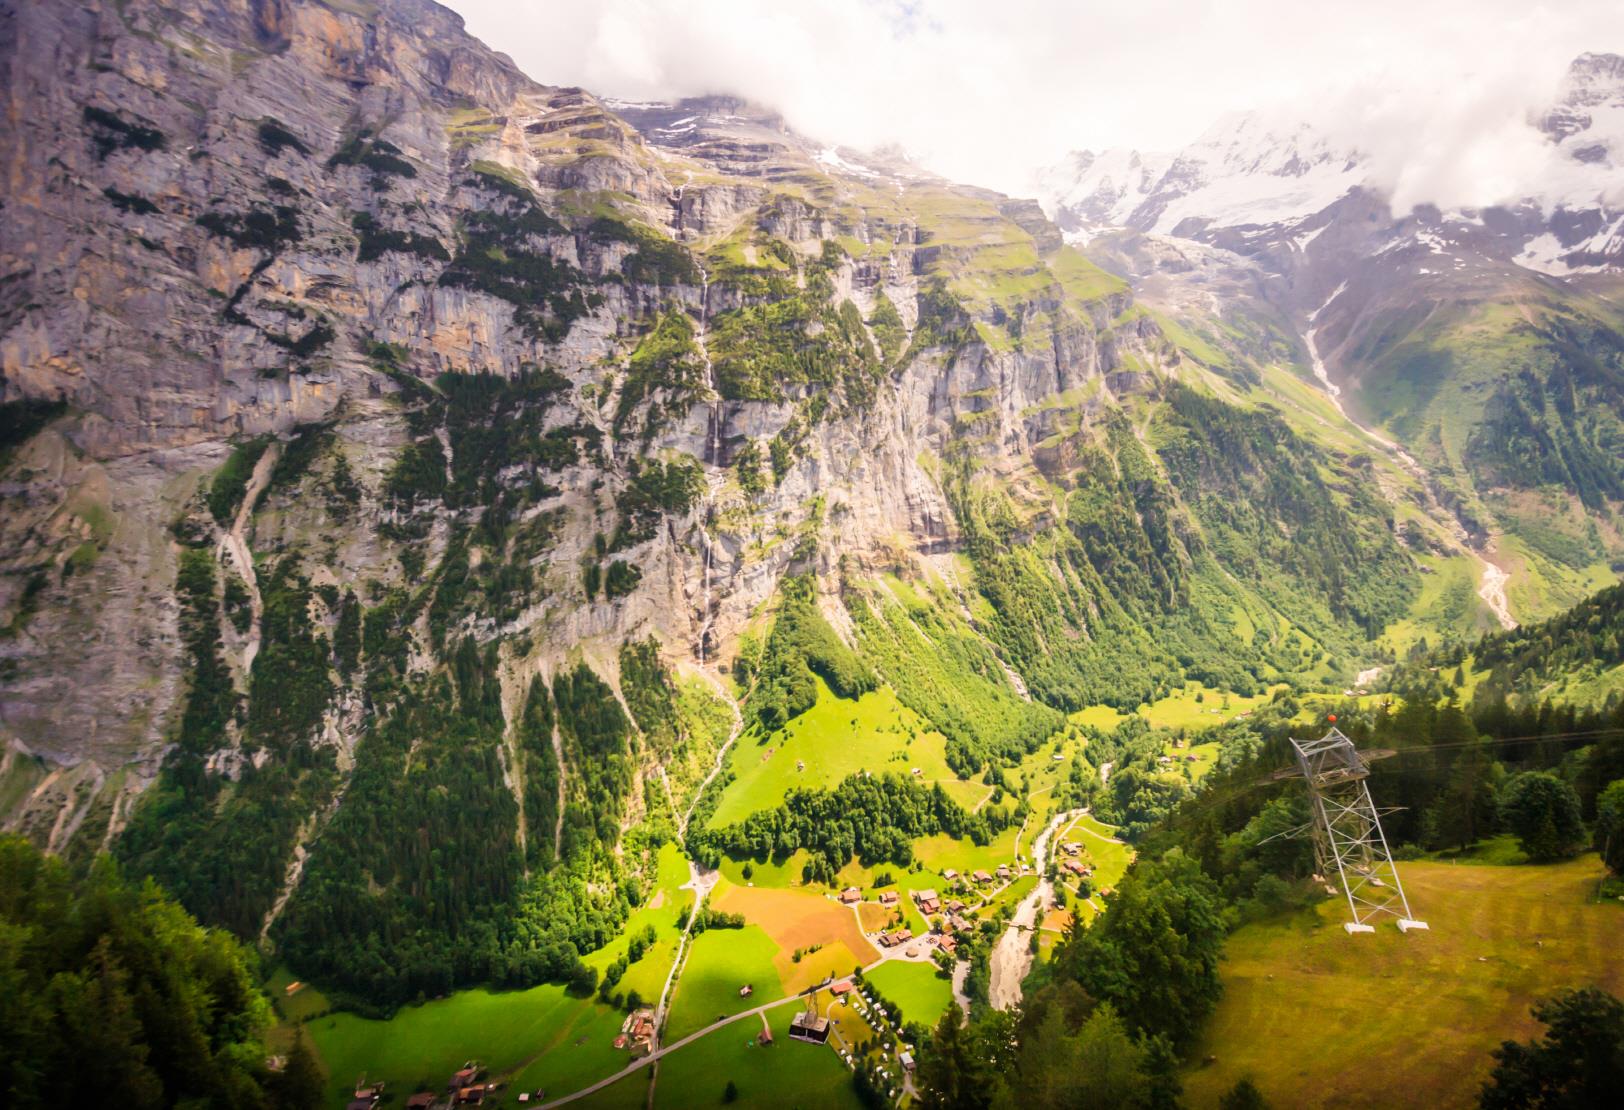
[708,679,958,827]
[1070,704,1127,731]
[710,881,880,984]
[309,982,627,1105]
[651,1001,862,1109]
[1421,834,1528,866]
[665,925,784,1042]
[864,961,954,1027]
[1059,814,1133,894]
[1182,856,1624,1109]
[589,842,694,1004]
[912,825,1019,879]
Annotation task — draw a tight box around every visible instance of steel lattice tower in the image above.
[1288,728,1428,934]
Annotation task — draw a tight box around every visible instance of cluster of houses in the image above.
[878,926,914,949]
[1058,840,1097,880]
[446,1064,495,1106]
[348,1063,507,1110]
[966,864,1011,885]
[614,1008,657,1055]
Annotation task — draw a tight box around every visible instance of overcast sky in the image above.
[446,0,1624,203]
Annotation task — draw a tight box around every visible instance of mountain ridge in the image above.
[0,0,1583,1023]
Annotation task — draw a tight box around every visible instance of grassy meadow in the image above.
[1182,855,1624,1108]
[586,1000,863,1110]
[708,679,965,828]
[865,960,955,1027]
[664,925,784,1042]
[309,981,628,1106]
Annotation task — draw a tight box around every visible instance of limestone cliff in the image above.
[0,0,1166,854]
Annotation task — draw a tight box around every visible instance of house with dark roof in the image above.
[789,1011,831,1044]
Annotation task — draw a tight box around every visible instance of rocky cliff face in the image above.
[0,0,1423,996]
[0,0,1160,850]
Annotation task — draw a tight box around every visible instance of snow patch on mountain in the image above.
[1040,53,1624,275]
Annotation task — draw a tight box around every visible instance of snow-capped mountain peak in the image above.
[1040,110,1365,240]
[1040,52,1624,276]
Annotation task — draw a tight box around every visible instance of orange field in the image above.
[711,882,881,989]
[857,902,893,931]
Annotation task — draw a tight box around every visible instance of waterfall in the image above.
[694,259,721,665]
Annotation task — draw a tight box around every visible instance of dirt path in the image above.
[542,991,803,1108]
[679,673,741,837]
[950,959,971,1018]
[650,862,721,1050]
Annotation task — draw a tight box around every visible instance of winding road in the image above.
[539,992,806,1108]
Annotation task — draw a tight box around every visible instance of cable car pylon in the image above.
[1272,726,1429,935]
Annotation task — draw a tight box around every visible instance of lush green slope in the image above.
[0,836,319,1109]
[1441,578,1624,711]
[1349,288,1624,609]
[945,381,1416,715]
[1183,856,1624,1109]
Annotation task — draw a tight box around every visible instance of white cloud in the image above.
[444,0,1624,207]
